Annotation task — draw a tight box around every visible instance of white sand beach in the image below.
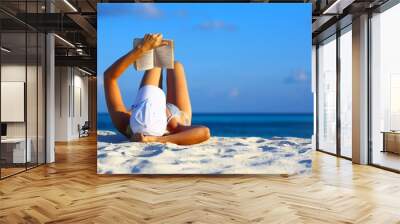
[97,130,313,175]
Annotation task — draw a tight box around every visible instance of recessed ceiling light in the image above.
[54,34,75,48]
[323,0,355,15]
[63,0,78,12]
[1,47,11,53]
[78,67,93,76]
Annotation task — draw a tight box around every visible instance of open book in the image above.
[133,38,174,71]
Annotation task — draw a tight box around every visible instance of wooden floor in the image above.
[1,135,400,224]
[372,150,400,171]
[1,167,26,178]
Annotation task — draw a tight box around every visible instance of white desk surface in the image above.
[1,138,27,143]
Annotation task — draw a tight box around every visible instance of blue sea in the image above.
[98,113,313,139]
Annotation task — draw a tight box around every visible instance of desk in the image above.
[382,131,400,155]
[1,138,31,163]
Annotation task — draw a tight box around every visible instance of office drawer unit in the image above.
[382,132,400,154]
[0,138,32,165]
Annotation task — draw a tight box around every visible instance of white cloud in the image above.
[284,69,309,84]
[99,4,163,19]
[175,9,188,17]
[100,5,189,19]
[195,20,237,32]
[138,4,163,19]
[229,88,240,97]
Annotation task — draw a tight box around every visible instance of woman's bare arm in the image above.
[104,48,145,134]
[104,33,169,134]
[137,125,211,145]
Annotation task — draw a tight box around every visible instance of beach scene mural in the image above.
[97,3,312,174]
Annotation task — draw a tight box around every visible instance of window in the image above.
[370,2,400,171]
[317,35,337,154]
[339,26,352,158]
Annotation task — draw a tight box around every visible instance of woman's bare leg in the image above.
[139,67,162,88]
[167,61,192,122]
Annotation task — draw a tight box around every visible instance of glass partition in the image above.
[370,3,400,171]
[26,0,46,169]
[339,26,352,158]
[1,30,28,177]
[27,30,38,169]
[38,32,45,165]
[0,1,46,179]
[317,35,337,154]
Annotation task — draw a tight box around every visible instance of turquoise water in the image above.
[98,113,313,139]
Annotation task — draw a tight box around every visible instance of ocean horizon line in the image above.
[98,112,314,115]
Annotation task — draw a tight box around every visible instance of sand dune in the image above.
[97,130,312,175]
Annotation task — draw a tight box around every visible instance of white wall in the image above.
[1,63,46,164]
[54,67,89,141]
[55,66,69,141]
[73,72,89,137]
[1,65,37,138]
[1,65,26,140]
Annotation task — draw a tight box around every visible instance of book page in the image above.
[133,38,154,71]
[154,40,174,69]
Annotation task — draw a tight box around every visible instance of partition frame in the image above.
[315,23,353,161]
[367,0,400,173]
[0,0,48,180]
[315,0,400,173]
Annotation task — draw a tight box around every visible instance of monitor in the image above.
[1,123,7,137]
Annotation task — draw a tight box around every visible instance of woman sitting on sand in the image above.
[104,33,211,145]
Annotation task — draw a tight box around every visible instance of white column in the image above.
[46,33,55,163]
[312,45,317,150]
[352,14,369,164]
[45,1,55,163]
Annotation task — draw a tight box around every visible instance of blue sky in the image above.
[97,3,312,113]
